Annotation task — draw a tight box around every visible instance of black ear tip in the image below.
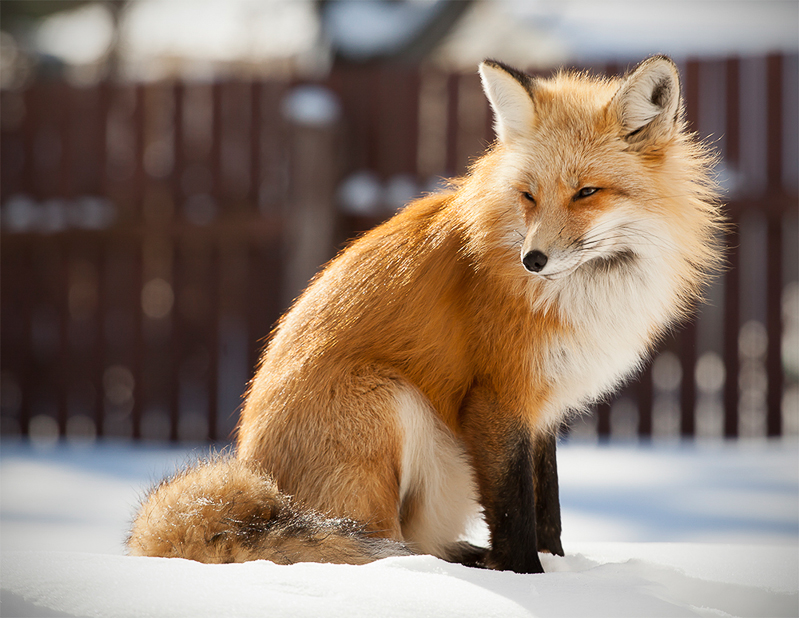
[649,54,676,65]
[638,55,679,75]
[480,60,536,93]
[481,59,519,76]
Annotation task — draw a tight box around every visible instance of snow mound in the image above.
[2,544,796,618]
[1,439,797,617]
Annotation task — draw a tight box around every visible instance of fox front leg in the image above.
[460,389,545,573]
[488,429,544,573]
[532,432,564,557]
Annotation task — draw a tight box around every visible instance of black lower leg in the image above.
[485,431,544,573]
[533,432,564,556]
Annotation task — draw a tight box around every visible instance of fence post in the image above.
[765,54,785,437]
[281,86,342,307]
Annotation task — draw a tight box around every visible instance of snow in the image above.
[1,439,797,617]
[323,0,444,61]
[34,3,116,67]
[506,0,798,61]
[3,545,796,618]
[282,86,342,127]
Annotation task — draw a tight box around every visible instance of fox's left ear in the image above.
[610,55,681,146]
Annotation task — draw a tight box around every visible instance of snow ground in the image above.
[1,439,797,617]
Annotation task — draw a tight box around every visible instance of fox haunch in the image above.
[129,55,723,573]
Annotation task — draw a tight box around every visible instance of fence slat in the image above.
[766,216,783,436]
[765,54,785,437]
[723,223,741,438]
[445,73,460,176]
[637,364,653,438]
[679,321,698,437]
[596,402,611,439]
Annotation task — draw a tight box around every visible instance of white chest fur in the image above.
[534,254,680,429]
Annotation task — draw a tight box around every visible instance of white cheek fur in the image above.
[528,211,682,423]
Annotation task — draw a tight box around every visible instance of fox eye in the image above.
[575,187,600,199]
[522,191,536,204]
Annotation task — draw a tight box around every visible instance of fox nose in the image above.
[522,250,548,273]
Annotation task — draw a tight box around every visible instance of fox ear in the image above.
[611,55,681,146]
[479,60,537,144]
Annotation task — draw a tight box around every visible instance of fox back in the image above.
[129,56,723,573]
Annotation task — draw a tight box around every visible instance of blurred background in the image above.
[1,0,797,446]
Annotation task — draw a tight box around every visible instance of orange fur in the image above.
[129,56,723,571]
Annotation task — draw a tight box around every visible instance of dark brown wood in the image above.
[766,55,783,188]
[132,84,146,218]
[765,54,785,437]
[679,319,698,437]
[445,73,459,176]
[377,66,420,177]
[19,245,33,435]
[130,240,144,441]
[250,80,262,209]
[94,239,107,437]
[725,57,741,166]
[169,82,185,442]
[637,363,653,438]
[684,59,701,134]
[723,220,741,438]
[765,215,783,437]
[130,85,146,439]
[596,401,611,440]
[722,58,742,438]
[207,239,220,442]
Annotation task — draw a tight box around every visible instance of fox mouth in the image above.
[532,249,637,280]
[584,249,637,274]
[536,269,574,281]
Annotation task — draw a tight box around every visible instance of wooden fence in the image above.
[1,54,796,443]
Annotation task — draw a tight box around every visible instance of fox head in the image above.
[476,56,711,283]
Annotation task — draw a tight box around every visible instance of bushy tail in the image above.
[127,456,411,565]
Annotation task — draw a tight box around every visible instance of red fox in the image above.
[128,56,723,573]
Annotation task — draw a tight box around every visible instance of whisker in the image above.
[572,229,680,258]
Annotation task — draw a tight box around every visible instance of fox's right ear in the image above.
[479,60,537,144]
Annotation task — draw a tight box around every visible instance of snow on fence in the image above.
[1,54,796,444]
